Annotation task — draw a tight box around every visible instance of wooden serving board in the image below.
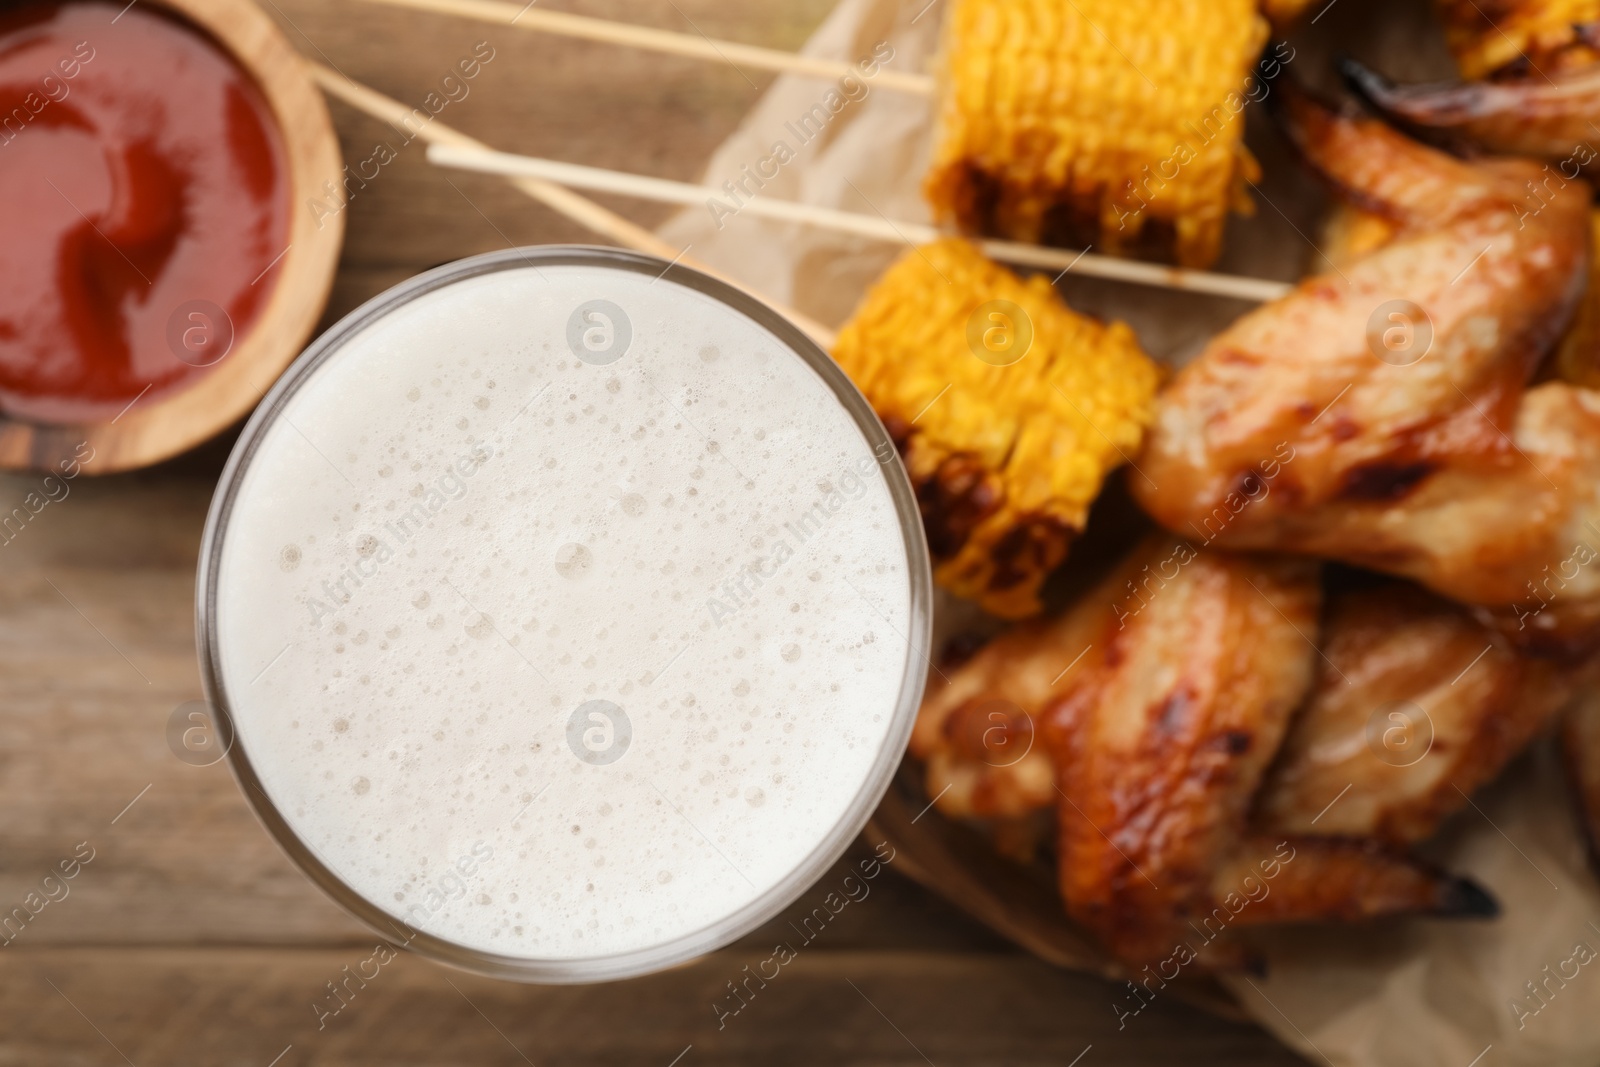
[0,0,1309,1063]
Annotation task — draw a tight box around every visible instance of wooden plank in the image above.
[0,0,1316,1060]
[266,0,836,304]
[0,947,1307,1065]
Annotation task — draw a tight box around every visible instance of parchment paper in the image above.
[655,1,1600,1062]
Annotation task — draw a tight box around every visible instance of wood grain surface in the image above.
[0,1,1308,1062]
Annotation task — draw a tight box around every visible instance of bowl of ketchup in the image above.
[0,0,343,473]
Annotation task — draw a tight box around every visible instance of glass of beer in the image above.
[197,246,932,982]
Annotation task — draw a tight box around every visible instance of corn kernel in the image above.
[832,239,1161,617]
[924,0,1269,268]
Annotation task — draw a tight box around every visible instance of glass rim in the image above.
[195,244,934,984]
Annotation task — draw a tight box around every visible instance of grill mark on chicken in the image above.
[1338,460,1435,501]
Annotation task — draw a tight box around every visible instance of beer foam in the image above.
[212,262,915,964]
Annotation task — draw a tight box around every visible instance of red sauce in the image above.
[0,2,289,424]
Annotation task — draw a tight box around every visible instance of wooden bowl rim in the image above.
[0,0,345,475]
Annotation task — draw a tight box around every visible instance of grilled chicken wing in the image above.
[1343,58,1600,174]
[1259,584,1577,843]
[1051,544,1493,967]
[1325,200,1600,391]
[920,570,1574,843]
[1327,199,1600,397]
[1132,87,1599,645]
[909,546,1141,820]
[911,537,1499,969]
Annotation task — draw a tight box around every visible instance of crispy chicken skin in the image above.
[911,538,1304,822]
[911,538,1498,968]
[1050,542,1316,965]
[920,572,1572,845]
[1050,545,1493,966]
[1259,585,1577,843]
[909,547,1140,820]
[1132,88,1599,643]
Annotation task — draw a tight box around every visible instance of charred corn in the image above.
[924,0,1270,269]
[1436,0,1600,79]
[832,239,1161,618]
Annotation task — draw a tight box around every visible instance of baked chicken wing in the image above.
[1051,545,1493,968]
[1259,583,1577,843]
[911,538,1499,970]
[1342,58,1600,175]
[1132,87,1600,645]
[909,543,1146,820]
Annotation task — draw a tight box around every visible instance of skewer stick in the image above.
[426,144,1296,304]
[349,0,936,96]
[305,62,838,346]
[352,0,1293,303]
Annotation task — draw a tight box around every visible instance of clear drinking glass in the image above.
[195,246,933,982]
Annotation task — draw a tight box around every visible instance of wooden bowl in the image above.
[0,0,345,475]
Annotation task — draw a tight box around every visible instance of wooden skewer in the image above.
[305,62,839,346]
[349,0,936,95]
[425,144,1296,304]
[351,0,1297,303]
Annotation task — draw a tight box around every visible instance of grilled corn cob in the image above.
[923,0,1269,269]
[1436,0,1600,79]
[832,239,1161,618]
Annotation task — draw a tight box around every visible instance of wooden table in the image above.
[0,1,1308,1062]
